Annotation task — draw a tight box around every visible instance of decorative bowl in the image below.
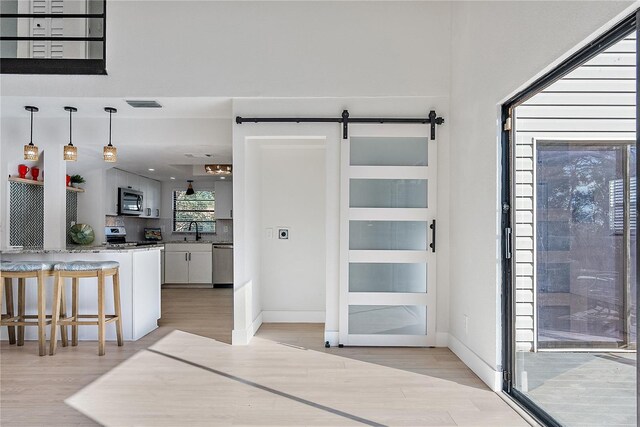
[69,223,95,245]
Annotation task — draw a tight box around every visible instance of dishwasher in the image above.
[213,245,234,285]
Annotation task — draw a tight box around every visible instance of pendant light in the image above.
[23,106,39,161]
[204,164,232,176]
[186,180,195,196]
[63,106,78,161]
[103,107,118,162]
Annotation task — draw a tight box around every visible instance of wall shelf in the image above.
[8,176,85,193]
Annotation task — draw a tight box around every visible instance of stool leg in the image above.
[17,278,25,346]
[98,271,106,356]
[37,271,46,356]
[113,270,123,347]
[59,282,68,347]
[0,277,4,343]
[72,277,79,346]
[4,278,16,345]
[49,274,62,356]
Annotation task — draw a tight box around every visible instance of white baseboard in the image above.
[447,333,501,391]
[261,310,325,323]
[232,312,263,345]
[252,312,264,335]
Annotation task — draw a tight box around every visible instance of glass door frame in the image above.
[500,10,639,426]
[339,124,437,347]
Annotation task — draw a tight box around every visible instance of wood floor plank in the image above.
[1,288,526,426]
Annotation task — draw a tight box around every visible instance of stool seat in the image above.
[54,261,120,271]
[1,261,56,272]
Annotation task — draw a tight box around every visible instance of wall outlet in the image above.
[266,228,273,239]
[223,225,229,233]
[278,228,289,240]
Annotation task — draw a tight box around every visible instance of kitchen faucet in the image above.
[188,221,201,241]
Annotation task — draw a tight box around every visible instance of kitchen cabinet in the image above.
[149,180,162,218]
[188,252,213,283]
[215,181,233,219]
[105,168,118,215]
[164,251,189,284]
[163,243,212,285]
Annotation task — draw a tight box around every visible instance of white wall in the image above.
[1,1,451,99]
[258,141,326,322]
[1,117,69,249]
[448,0,635,390]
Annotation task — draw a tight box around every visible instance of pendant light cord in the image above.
[69,108,73,146]
[108,110,113,146]
[29,109,34,145]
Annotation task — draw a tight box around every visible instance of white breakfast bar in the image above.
[0,245,162,342]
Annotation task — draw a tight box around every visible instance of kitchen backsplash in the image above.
[105,216,233,243]
[9,181,44,248]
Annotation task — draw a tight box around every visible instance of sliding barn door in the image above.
[339,125,437,346]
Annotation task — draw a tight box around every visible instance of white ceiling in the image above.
[1,96,234,181]
[0,96,232,119]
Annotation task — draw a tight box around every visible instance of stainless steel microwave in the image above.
[118,188,144,215]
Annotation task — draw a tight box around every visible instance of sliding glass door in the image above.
[502,12,638,426]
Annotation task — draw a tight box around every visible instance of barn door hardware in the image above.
[235,109,445,140]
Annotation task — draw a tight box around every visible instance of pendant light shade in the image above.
[186,180,195,196]
[63,106,78,161]
[103,107,118,162]
[204,164,232,176]
[23,106,39,161]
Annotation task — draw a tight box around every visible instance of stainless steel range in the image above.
[104,226,160,248]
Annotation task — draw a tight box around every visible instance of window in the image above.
[172,190,215,233]
[0,0,107,74]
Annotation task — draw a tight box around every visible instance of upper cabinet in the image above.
[146,180,162,218]
[215,181,233,219]
[105,168,162,217]
[105,168,118,216]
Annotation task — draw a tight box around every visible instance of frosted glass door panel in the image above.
[349,305,427,335]
[350,179,428,208]
[349,263,427,293]
[350,137,428,166]
[349,221,427,250]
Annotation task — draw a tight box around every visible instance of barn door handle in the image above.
[429,220,436,253]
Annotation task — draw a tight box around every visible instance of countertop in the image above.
[0,244,165,254]
[162,241,233,245]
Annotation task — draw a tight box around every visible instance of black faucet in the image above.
[188,221,201,241]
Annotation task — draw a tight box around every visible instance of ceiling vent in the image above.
[126,100,163,108]
[184,153,213,158]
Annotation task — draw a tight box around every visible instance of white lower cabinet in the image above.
[163,244,212,285]
[164,251,190,284]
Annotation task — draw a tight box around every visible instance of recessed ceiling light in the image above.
[170,177,176,180]
[148,168,155,171]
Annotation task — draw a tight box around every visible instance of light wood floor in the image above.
[1,288,526,426]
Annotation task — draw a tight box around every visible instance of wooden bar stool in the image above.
[0,261,68,356]
[50,261,123,356]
